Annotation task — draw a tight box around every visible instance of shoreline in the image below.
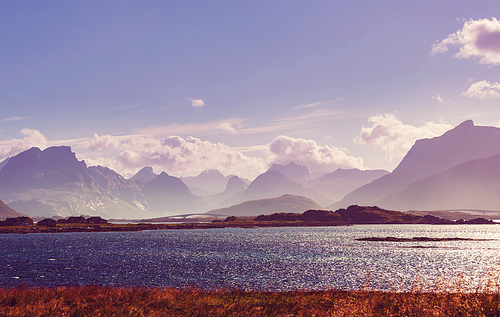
[0,221,350,234]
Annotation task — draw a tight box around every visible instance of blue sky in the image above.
[1,1,500,179]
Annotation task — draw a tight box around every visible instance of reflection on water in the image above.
[1,225,499,291]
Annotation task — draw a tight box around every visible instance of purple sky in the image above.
[1,1,500,179]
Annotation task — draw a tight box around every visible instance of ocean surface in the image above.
[1,225,499,291]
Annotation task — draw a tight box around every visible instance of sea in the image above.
[1,225,499,291]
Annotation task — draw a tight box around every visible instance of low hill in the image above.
[334,205,453,224]
[0,200,26,220]
[209,194,322,217]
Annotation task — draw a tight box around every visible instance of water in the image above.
[1,225,499,291]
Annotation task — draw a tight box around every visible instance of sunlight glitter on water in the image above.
[0,225,499,291]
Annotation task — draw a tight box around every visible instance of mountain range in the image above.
[2,119,499,219]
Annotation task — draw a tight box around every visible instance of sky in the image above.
[1,1,500,179]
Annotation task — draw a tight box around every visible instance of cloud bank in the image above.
[432,18,500,65]
[462,80,500,99]
[355,114,452,161]
[267,135,364,172]
[114,135,266,178]
[88,133,120,151]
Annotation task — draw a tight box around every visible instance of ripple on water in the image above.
[0,225,499,291]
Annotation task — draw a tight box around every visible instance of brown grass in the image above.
[0,285,499,317]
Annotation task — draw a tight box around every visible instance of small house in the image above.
[66,216,87,223]
[86,216,107,224]
[4,217,33,226]
[38,218,57,227]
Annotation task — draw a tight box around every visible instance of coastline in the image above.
[0,221,350,234]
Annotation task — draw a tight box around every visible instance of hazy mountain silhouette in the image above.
[129,166,158,183]
[268,162,310,184]
[209,194,322,217]
[0,199,26,220]
[0,146,96,194]
[88,166,150,210]
[142,172,211,215]
[0,157,9,172]
[219,170,334,208]
[181,169,229,195]
[7,199,67,217]
[204,175,248,206]
[332,120,500,208]
[0,147,156,219]
[307,168,389,201]
[376,154,500,211]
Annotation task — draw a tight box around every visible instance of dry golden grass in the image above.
[0,285,499,317]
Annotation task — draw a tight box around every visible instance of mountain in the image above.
[7,199,67,217]
[129,166,158,183]
[0,157,9,172]
[332,120,500,208]
[0,147,155,219]
[181,169,229,194]
[268,162,310,184]
[88,166,150,210]
[219,170,334,207]
[307,168,389,201]
[142,172,211,215]
[204,176,248,206]
[0,146,96,194]
[376,154,500,211]
[0,199,26,220]
[209,194,322,217]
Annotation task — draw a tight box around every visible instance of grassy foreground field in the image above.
[1,286,500,316]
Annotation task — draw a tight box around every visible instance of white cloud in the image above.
[432,95,445,103]
[215,122,238,134]
[2,116,29,122]
[267,135,364,172]
[355,114,453,161]
[136,118,245,137]
[0,128,48,160]
[461,80,500,99]
[432,17,500,65]
[188,98,205,108]
[87,133,120,151]
[115,135,266,178]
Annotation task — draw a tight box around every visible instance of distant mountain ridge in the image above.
[219,170,335,208]
[332,120,500,209]
[376,154,500,211]
[307,168,389,201]
[130,166,158,183]
[142,172,211,215]
[204,176,248,206]
[268,162,310,184]
[181,169,229,194]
